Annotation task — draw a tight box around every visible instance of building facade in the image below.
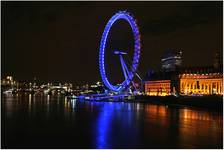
[179,67,223,95]
[144,68,223,96]
[145,80,171,96]
[144,49,223,96]
[1,76,17,87]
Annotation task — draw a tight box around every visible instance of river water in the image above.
[1,94,223,148]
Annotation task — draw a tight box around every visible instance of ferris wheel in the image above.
[99,11,141,92]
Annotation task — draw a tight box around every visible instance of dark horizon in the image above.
[2,1,223,85]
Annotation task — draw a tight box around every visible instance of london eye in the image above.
[99,11,141,93]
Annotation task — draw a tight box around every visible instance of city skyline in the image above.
[2,1,222,84]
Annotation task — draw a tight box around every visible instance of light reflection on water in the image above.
[2,94,223,148]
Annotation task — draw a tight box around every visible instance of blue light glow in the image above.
[99,11,141,92]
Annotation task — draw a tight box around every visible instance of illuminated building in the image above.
[161,49,182,72]
[144,71,177,96]
[1,75,16,86]
[178,50,223,95]
[144,67,223,96]
[145,80,171,96]
[144,51,223,96]
[179,67,223,95]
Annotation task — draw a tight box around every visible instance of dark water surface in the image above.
[2,94,223,148]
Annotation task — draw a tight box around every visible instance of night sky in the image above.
[2,1,223,85]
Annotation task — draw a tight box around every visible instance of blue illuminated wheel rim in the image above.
[99,11,141,92]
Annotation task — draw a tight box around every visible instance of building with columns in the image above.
[144,50,223,96]
[144,68,223,96]
[179,67,223,95]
